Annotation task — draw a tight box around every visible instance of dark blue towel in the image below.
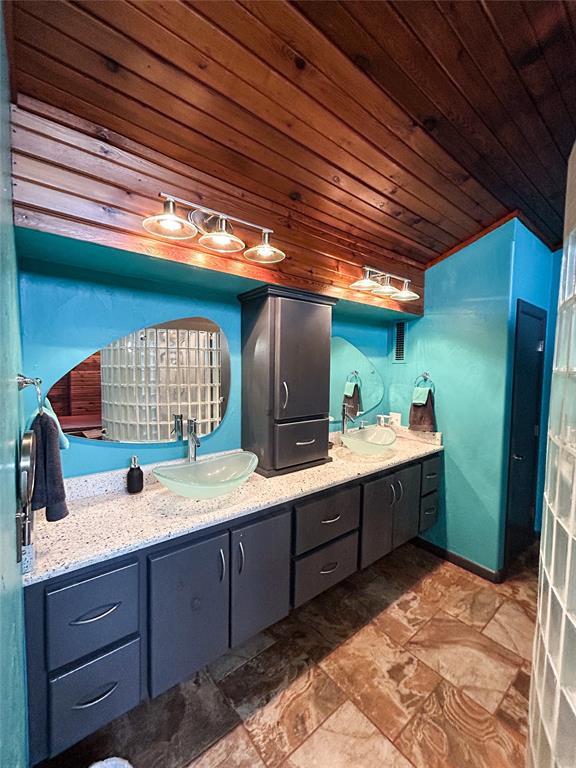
[31,413,69,521]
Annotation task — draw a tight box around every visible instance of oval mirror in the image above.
[47,317,230,443]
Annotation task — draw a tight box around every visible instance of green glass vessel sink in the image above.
[153,451,258,499]
[341,425,397,456]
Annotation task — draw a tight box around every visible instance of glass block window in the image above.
[529,225,576,768]
[101,323,223,442]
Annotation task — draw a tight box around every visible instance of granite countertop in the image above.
[24,433,442,586]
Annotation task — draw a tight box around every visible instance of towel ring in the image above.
[18,374,44,415]
[346,370,362,386]
[414,372,435,393]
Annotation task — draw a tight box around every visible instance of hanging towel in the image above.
[409,388,437,432]
[343,383,362,418]
[31,413,69,522]
[343,381,356,398]
[26,396,70,450]
[412,386,431,405]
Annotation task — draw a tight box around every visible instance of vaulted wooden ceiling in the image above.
[6,0,575,314]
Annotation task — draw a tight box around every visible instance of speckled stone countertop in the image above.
[24,433,442,586]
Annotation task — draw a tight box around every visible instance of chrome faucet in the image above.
[341,402,356,434]
[172,414,201,461]
[187,418,201,462]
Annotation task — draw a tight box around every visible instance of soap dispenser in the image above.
[127,455,144,494]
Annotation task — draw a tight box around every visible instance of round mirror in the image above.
[47,317,230,443]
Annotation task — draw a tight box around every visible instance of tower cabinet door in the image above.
[149,532,229,697]
[392,464,423,549]
[274,297,331,420]
[360,475,396,568]
[230,511,291,647]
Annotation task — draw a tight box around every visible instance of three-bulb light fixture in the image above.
[349,267,420,302]
[142,193,286,264]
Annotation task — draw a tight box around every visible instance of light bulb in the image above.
[244,232,286,264]
[142,198,197,239]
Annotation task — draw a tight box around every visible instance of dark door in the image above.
[360,475,395,568]
[230,512,291,647]
[149,532,229,697]
[274,297,331,420]
[392,464,423,549]
[506,300,546,566]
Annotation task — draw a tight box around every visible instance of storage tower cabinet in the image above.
[239,286,337,476]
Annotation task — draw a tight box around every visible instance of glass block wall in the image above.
[101,324,223,442]
[529,155,576,767]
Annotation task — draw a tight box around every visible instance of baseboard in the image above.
[414,538,505,583]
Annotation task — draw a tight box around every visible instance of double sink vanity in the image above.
[25,285,443,764]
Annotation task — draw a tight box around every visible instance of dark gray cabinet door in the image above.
[360,476,395,568]
[149,533,229,697]
[392,464,422,548]
[274,297,331,420]
[231,512,291,647]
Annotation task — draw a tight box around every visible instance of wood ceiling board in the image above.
[10,0,571,284]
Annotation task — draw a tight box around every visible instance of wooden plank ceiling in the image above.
[8,0,575,314]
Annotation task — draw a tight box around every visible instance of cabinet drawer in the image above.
[294,486,360,555]
[49,638,140,757]
[421,456,441,496]
[274,418,329,469]
[293,531,358,608]
[420,492,439,533]
[46,562,139,671]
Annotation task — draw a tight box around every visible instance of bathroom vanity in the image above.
[24,438,442,764]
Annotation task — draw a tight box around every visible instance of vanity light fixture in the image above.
[198,216,245,253]
[244,230,286,264]
[372,274,399,297]
[349,267,381,291]
[142,193,286,263]
[394,279,420,302]
[349,267,420,302]
[142,198,197,239]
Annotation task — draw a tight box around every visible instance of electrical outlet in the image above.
[389,412,402,427]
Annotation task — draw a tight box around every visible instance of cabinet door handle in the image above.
[397,480,404,503]
[72,681,118,710]
[424,506,436,516]
[512,454,525,462]
[282,381,289,410]
[321,514,341,524]
[390,482,397,506]
[320,562,338,575]
[425,473,437,480]
[296,439,316,446]
[219,548,226,582]
[238,541,245,574]
[69,602,120,626]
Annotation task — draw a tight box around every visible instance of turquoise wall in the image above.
[19,261,245,477]
[0,10,28,767]
[386,220,560,573]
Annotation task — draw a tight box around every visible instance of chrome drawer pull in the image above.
[425,473,438,479]
[296,439,316,446]
[73,681,118,710]
[320,562,338,575]
[282,381,289,410]
[69,602,120,626]
[424,507,436,516]
[321,515,341,524]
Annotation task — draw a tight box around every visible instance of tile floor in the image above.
[40,542,538,768]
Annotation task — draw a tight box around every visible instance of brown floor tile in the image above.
[372,588,438,645]
[208,632,276,682]
[218,634,345,767]
[38,670,240,768]
[396,680,526,768]
[441,575,504,630]
[496,667,531,740]
[320,622,440,740]
[283,700,413,768]
[406,612,521,713]
[482,600,535,661]
[186,725,265,767]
